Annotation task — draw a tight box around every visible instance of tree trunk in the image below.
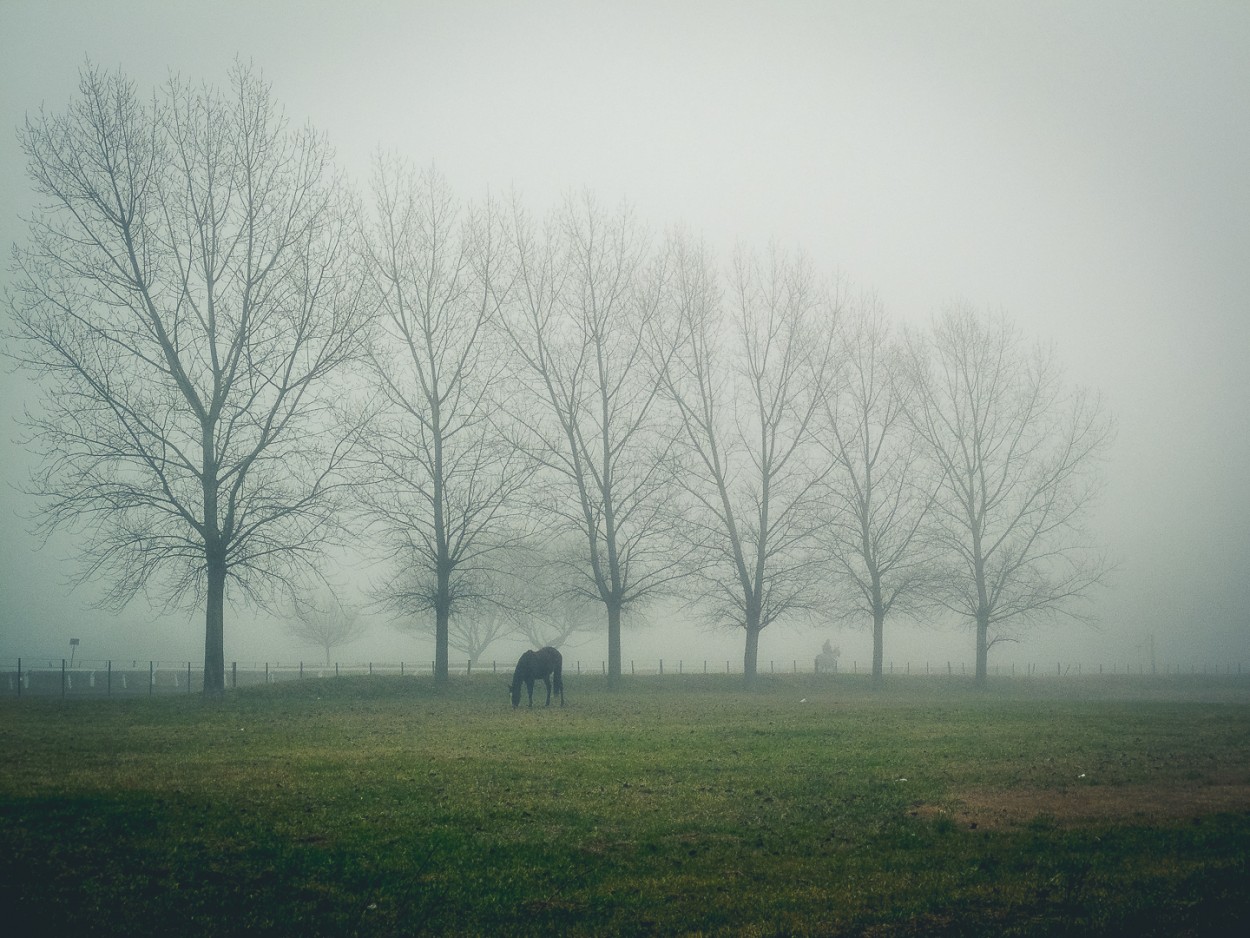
[431,553,452,682]
[974,610,990,685]
[872,606,885,682]
[435,594,450,684]
[743,625,761,687]
[607,601,622,688]
[203,554,227,696]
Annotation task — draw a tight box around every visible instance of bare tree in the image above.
[501,538,603,650]
[815,295,936,680]
[384,580,514,669]
[7,64,370,694]
[499,194,685,686]
[359,160,528,682]
[902,306,1114,683]
[660,236,835,685]
[286,585,368,667]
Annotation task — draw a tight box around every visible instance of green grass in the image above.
[3,674,1249,936]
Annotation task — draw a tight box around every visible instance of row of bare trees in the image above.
[7,64,1113,693]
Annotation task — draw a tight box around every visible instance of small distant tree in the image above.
[287,587,368,667]
[816,295,937,681]
[7,64,370,695]
[502,539,603,650]
[447,605,516,667]
[902,306,1114,683]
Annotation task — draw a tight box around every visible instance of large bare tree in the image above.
[499,194,685,686]
[903,306,1114,683]
[359,160,528,682]
[660,236,835,685]
[7,64,370,694]
[816,295,936,680]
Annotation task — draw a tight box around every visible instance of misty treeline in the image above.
[5,64,1114,694]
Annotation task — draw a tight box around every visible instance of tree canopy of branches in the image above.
[500,195,685,686]
[8,64,370,694]
[816,295,936,680]
[359,161,527,681]
[661,237,835,685]
[903,306,1114,683]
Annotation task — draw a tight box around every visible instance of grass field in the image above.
[2,673,1248,936]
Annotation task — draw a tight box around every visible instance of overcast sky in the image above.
[1,1,1247,672]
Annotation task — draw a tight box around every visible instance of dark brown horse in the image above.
[510,646,564,708]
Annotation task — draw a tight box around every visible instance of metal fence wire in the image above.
[1,656,1244,698]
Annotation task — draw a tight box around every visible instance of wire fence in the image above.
[1,655,1246,698]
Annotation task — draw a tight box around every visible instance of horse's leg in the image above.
[542,675,551,706]
[526,679,534,708]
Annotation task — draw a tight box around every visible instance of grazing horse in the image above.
[511,646,564,708]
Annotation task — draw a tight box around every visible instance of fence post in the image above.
[17,658,21,699]
[300,661,303,680]
[149,661,154,695]
[187,661,192,693]
[369,662,373,676]
[265,662,270,684]
[659,659,663,675]
[467,659,472,676]
[62,658,67,698]
[107,660,111,696]
[335,662,339,677]
[631,660,635,675]
[232,661,237,688]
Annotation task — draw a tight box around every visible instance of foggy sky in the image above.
[1,0,1247,671]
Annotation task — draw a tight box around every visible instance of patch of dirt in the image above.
[911,782,1250,830]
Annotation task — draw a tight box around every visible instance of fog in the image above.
[1,1,1247,674]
